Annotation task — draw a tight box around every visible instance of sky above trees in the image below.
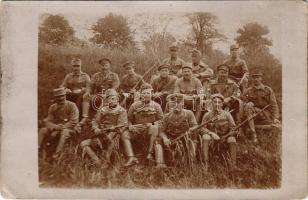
[39,1,284,58]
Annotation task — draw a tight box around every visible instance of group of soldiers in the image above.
[38,43,280,171]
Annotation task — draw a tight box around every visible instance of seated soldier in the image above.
[209,64,243,123]
[122,83,164,166]
[119,61,144,109]
[81,58,120,124]
[242,68,280,143]
[190,49,214,96]
[162,42,185,77]
[151,63,177,111]
[80,89,128,166]
[174,64,204,121]
[60,58,90,119]
[154,93,198,168]
[201,94,237,172]
[38,87,79,159]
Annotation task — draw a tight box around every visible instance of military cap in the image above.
[158,63,170,71]
[140,83,153,91]
[217,64,229,72]
[210,93,224,101]
[230,44,239,50]
[169,42,178,50]
[105,88,118,98]
[98,57,111,65]
[250,68,263,76]
[167,93,184,102]
[182,63,193,70]
[71,58,82,66]
[122,61,135,68]
[53,87,66,97]
[191,48,202,57]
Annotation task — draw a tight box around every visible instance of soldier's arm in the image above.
[187,110,198,129]
[60,74,69,88]
[154,103,164,124]
[86,75,95,94]
[112,73,120,90]
[117,110,129,127]
[174,79,181,93]
[195,79,204,95]
[44,105,58,129]
[127,104,135,124]
[91,111,101,131]
[63,103,79,129]
[200,112,211,133]
[226,111,236,130]
[158,116,168,139]
[269,88,280,120]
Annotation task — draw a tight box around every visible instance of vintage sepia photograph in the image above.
[37,3,283,189]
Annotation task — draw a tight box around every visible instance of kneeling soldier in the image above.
[201,94,237,171]
[80,89,128,166]
[154,93,198,167]
[39,87,79,159]
[123,83,164,166]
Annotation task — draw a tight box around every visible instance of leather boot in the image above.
[229,142,237,167]
[80,101,90,124]
[123,139,138,166]
[202,140,210,172]
[83,146,101,166]
[154,143,164,165]
[55,130,70,154]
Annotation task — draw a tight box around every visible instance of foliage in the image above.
[90,13,135,49]
[39,14,75,45]
[235,22,282,93]
[185,12,227,55]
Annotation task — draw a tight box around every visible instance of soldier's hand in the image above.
[209,132,220,140]
[189,126,197,133]
[84,92,91,99]
[273,119,280,124]
[65,88,72,93]
[128,125,135,132]
[94,128,101,135]
[247,102,254,107]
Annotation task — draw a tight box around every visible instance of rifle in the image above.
[220,104,270,142]
[90,124,128,139]
[169,109,235,145]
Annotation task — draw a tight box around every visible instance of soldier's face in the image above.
[56,95,66,106]
[212,98,223,112]
[192,55,200,64]
[252,75,262,86]
[141,89,152,102]
[125,66,134,74]
[231,49,238,58]
[107,96,118,107]
[182,68,192,79]
[218,70,228,79]
[72,65,81,73]
[159,68,169,78]
[170,49,178,57]
[101,61,110,71]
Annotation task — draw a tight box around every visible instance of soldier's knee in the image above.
[202,134,211,141]
[227,136,236,143]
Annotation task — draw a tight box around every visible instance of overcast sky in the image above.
[41,1,285,59]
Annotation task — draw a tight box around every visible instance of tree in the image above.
[185,12,227,55]
[235,22,282,93]
[90,13,135,49]
[39,14,75,45]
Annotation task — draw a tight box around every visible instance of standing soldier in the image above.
[209,64,243,122]
[119,61,144,109]
[151,64,178,111]
[201,94,237,172]
[174,64,204,121]
[39,87,79,159]
[223,44,249,93]
[122,83,164,166]
[61,58,90,118]
[242,68,280,143]
[80,89,128,166]
[81,58,120,124]
[154,93,198,168]
[162,42,186,77]
[190,49,214,95]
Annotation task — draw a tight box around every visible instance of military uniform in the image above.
[201,94,237,170]
[174,76,203,95]
[120,73,144,93]
[122,85,164,165]
[162,57,186,77]
[154,93,198,166]
[81,59,120,120]
[39,88,79,157]
[241,68,280,143]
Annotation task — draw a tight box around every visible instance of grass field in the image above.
[38,43,282,188]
